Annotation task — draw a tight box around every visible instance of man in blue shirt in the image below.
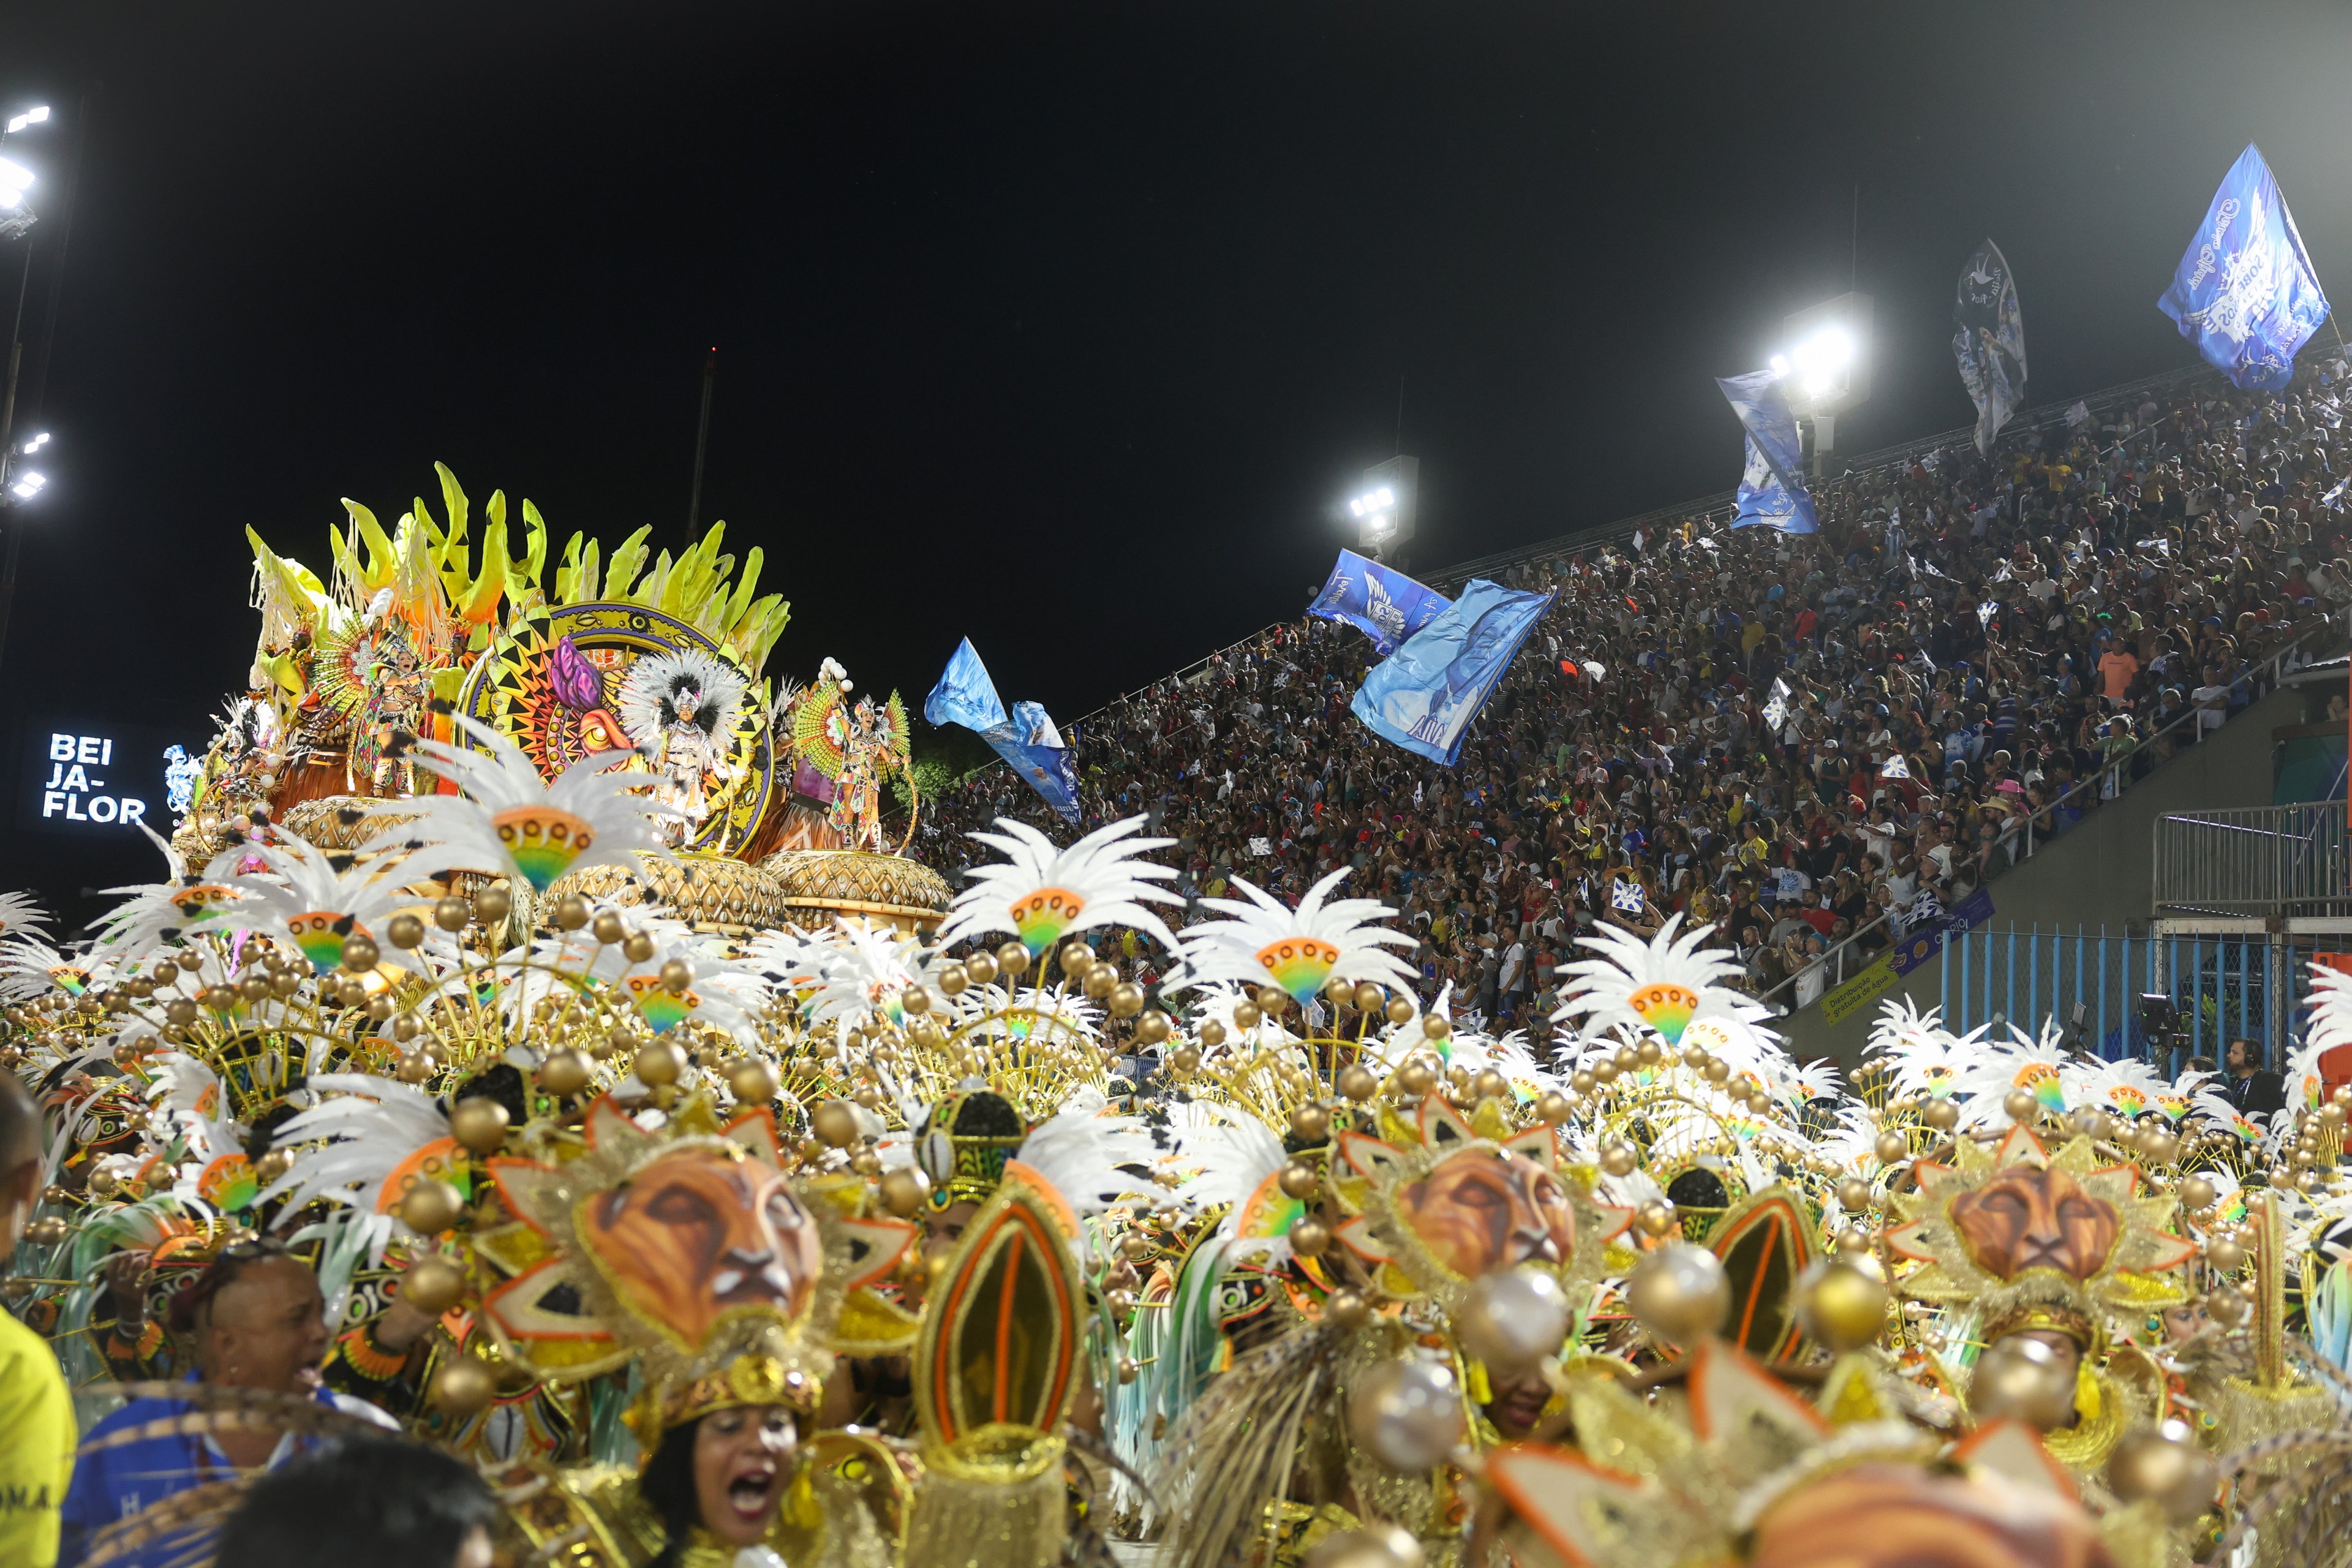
[59,1237,396,1568]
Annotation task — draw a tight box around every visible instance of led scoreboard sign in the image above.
[16,721,190,840]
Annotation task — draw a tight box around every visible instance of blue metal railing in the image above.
[1940,925,2348,1074]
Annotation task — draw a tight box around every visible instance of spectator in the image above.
[2223,1037,2287,1118]
[211,1436,499,1568]
[0,1075,74,1568]
[60,1239,398,1568]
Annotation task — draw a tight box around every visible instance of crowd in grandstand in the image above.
[914,362,2352,1030]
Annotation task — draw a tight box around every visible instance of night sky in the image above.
[4,1,2350,913]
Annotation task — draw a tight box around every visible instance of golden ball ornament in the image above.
[1472,1068,1509,1102]
[1326,1288,1372,1331]
[1385,996,1417,1026]
[849,1150,883,1178]
[1279,1161,1321,1200]
[1396,1061,1434,1097]
[342,934,382,972]
[1134,1009,1172,1045]
[621,930,657,965]
[2140,1128,2180,1164]
[1352,982,1385,1012]
[1059,941,1096,977]
[935,963,970,997]
[1257,986,1291,1016]
[401,1256,468,1317]
[1338,1065,1380,1102]
[634,1039,687,1087]
[2204,1236,2245,1272]
[1837,1178,1875,1212]
[429,1357,497,1417]
[590,909,626,946]
[1289,1104,1332,1144]
[1303,1526,1425,1568]
[22,1216,69,1246]
[880,1166,931,1217]
[1197,1019,1227,1048]
[1591,1060,1619,1085]
[1923,1098,1959,1130]
[813,1100,862,1149]
[1796,1258,1889,1354]
[1570,1069,1597,1095]
[1702,1058,1730,1084]
[1345,1359,1464,1474]
[433,897,472,933]
[394,1051,435,1085]
[994,941,1030,977]
[549,894,590,933]
[726,1058,778,1104]
[472,886,512,925]
[1599,1140,1638,1177]
[1625,1242,1730,1344]
[658,958,695,995]
[1874,1131,1909,1165]
[963,951,1000,986]
[2178,1174,2217,1212]
[1535,1090,1572,1125]
[1107,981,1145,1017]
[538,1049,592,1098]
[237,974,271,1003]
[1170,1046,1201,1074]
[2002,1088,2037,1123]
[1635,1199,1678,1237]
[1970,1336,2076,1430]
[1421,1013,1450,1040]
[899,985,932,1016]
[1232,1000,1263,1031]
[449,1098,511,1155]
[1117,1357,1140,1386]
[2107,1419,2218,1525]
[399,1180,467,1236]
[1457,1267,1571,1376]
[1288,1216,1332,1257]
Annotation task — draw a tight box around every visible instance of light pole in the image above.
[0,99,70,681]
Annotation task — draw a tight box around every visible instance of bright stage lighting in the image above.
[10,471,45,500]
[4,107,48,135]
[1348,484,1396,519]
[21,433,47,452]
[0,158,31,195]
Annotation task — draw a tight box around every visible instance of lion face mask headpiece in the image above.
[1885,1124,2195,1351]
[475,1093,919,1442]
[1329,1093,1630,1310]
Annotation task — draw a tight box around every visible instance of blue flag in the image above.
[1306,548,1452,655]
[1350,579,1553,766]
[1717,371,1818,533]
[923,638,1080,823]
[1954,238,2027,454]
[2159,144,2331,393]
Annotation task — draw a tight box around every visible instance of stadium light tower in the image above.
[1770,291,1874,473]
[1348,454,1419,559]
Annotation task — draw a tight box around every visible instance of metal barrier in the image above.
[2153,804,2352,917]
[1940,925,2352,1074]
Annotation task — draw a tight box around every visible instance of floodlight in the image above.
[1768,353,1789,377]
[0,157,31,192]
[1347,456,1419,551]
[9,471,45,500]
[21,432,45,451]
[4,107,48,134]
[0,189,18,211]
[1774,292,1875,451]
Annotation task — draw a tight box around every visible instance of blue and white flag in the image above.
[2158,144,2331,393]
[1953,238,2027,454]
[1306,548,1452,655]
[1609,878,1646,914]
[923,638,1080,823]
[1350,579,1554,766]
[1717,371,1818,533]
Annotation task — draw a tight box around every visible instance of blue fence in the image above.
[1939,925,2352,1074]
